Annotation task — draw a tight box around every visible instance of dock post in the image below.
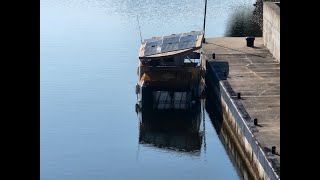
[237,92,241,99]
[272,146,276,154]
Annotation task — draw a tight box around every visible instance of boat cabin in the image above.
[136,31,205,111]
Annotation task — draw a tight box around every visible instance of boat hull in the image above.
[136,81,202,112]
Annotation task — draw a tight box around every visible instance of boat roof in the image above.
[139,31,204,58]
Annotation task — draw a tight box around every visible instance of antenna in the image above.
[136,14,143,43]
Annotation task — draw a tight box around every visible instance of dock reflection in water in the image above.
[137,105,204,155]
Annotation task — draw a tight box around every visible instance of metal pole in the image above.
[203,0,207,33]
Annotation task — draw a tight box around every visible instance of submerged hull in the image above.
[136,81,202,112]
[138,107,203,153]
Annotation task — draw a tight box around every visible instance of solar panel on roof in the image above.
[143,37,162,43]
[144,46,159,56]
[162,36,180,44]
[145,40,162,47]
[188,31,202,35]
[177,41,190,50]
[161,42,179,53]
[142,31,203,56]
[180,35,197,42]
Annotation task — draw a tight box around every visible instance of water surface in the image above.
[40,0,256,179]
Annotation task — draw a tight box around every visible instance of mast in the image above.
[203,0,207,33]
[203,0,207,43]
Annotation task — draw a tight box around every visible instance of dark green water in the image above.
[41,0,257,179]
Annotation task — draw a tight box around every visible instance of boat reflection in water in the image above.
[137,104,204,154]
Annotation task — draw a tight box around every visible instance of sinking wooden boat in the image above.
[135,31,206,112]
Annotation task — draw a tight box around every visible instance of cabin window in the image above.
[151,59,160,66]
[163,57,174,63]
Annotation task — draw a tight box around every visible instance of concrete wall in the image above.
[206,62,280,180]
[263,2,280,62]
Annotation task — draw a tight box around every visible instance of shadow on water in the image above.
[204,61,255,180]
[204,61,227,135]
[224,5,262,37]
[137,105,204,154]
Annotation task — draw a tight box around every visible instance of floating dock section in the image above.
[203,37,280,180]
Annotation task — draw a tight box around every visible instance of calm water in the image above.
[41,0,256,179]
